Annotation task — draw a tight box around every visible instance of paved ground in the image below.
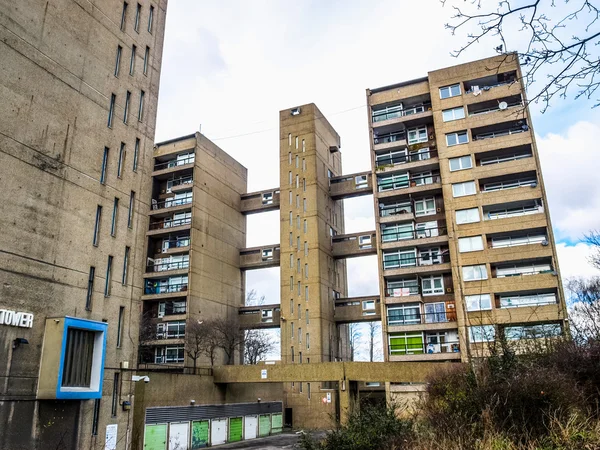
[215,431,327,449]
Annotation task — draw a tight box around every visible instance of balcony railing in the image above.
[154,156,195,171]
[161,237,190,250]
[372,103,431,122]
[387,311,455,326]
[149,217,191,230]
[151,194,193,210]
[167,175,193,191]
[380,204,412,218]
[374,130,406,145]
[474,126,528,141]
[389,341,460,355]
[375,149,437,168]
[378,174,441,192]
[158,307,187,318]
[382,226,447,243]
[146,261,189,272]
[144,282,188,295]
[383,253,450,270]
[385,285,420,297]
[469,101,523,116]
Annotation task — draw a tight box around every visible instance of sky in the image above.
[155,1,600,359]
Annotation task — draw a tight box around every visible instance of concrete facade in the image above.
[0,0,167,448]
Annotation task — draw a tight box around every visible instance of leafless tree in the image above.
[243,329,275,364]
[245,289,266,306]
[210,317,245,365]
[367,322,382,362]
[442,0,600,111]
[184,319,219,368]
[584,230,600,269]
[349,323,362,362]
[567,277,600,342]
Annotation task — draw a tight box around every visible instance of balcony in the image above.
[476,144,533,167]
[149,192,193,217]
[332,231,377,259]
[239,305,281,329]
[144,259,189,277]
[241,189,280,214]
[388,340,461,361]
[372,102,433,128]
[373,129,407,151]
[381,225,448,250]
[377,173,442,198]
[152,154,195,177]
[375,148,439,174]
[153,235,190,256]
[383,253,451,277]
[329,172,372,199]
[240,245,281,270]
[164,175,194,193]
[143,280,188,300]
[379,202,414,224]
[387,310,457,332]
[472,119,529,142]
[334,296,381,323]
[463,71,518,102]
[483,199,544,222]
[147,216,192,236]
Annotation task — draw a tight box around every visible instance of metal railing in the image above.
[378,174,441,192]
[149,217,191,230]
[158,308,187,317]
[372,103,431,122]
[387,311,456,326]
[161,237,191,250]
[465,79,516,94]
[385,285,420,297]
[474,126,527,141]
[374,130,406,145]
[144,282,188,295]
[381,226,447,243]
[154,156,195,171]
[380,205,412,217]
[167,175,193,190]
[383,253,450,270]
[389,341,461,355]
[151,194,193,210]
[469,101,523,116]
[146,261,189,272]
[375,149,437,167]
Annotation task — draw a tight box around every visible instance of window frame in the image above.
[449,155,473,172]
[452,181,477,197]
[465,294,492,311]
[446,131,469,146]
[462,264,488,281]
[108,94,116,128]
[458,236,484,253]
[439,84,461,99]
[442,106,465,122]
[456,207,480,224]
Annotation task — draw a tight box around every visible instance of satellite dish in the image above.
[498,101,508,110]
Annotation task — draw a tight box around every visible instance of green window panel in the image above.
[259,414,271,437]
[271,413,283,434]
[191,420,209,449]
[229,417,243,442]
[144,424,167,450]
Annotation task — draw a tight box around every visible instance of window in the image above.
[143,46,149,75]
[407,126,428,145]
[303,198,307,212]
[456,207,480,224]
[289,171,292,185]
[288,133,292,146]
[295,136,299,149]
[296,195,299,208]
[306,310,309,324]
[483,176,537,192]
[148,5,154,33]
[120,2,128,30]
[289,254,294,268]
[138,90,145,121]
[480,150,532,166]
[122,246,130,285]
[306,333,310,348]
[290,276,293,291]
[414,197,436,216]
[439,84,461,99]
[491,233,547,248]
[117,142,125,176]
[303,220,307,233]
[117,306,124,348]
[129,45,136,75]
[381,223,413,242]
[133,138,140,172]
[442,106,465,122]
[388,304,420,326]
[496,262,552,278]
[289,211,292,226]
[298,327,302,343]
[469,325,495,343]
[134,3,141,32]
[452,181,476,197]
[105,256,113,296]
[378,172,409,191]
[387,278,419,297]
[302,158,306,171]
[304,264,308,278]
[304,241,308,256]
[111,198,119,236]
[458,236,484,253]
[305,286,309,300]
[504,323,561,340]
[108,94,116,128]
[295,155,299,168]
[123,91,131,123]
[86,267,95,311]
[93,205,102,246]
[111,372,120,417]
[291,347,294,363]
[383,249,417,269]
[424,302,447,323]
[307,382,311,399]
[296,215,300,229]
[114,45,122,77]
[446,131,469,146]
[449,155,472,171]
[466,294,492,311]
[128,191,135,228]
[500,292,557,308]
[485,200,542,220]
[302,139,305,152]
[462,264,488,281]
[100,147,109,184]
[421,275,444,295]
[389,332,424,355]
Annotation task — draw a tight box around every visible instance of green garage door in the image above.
[191,420,209,449]
[271,413,283,434]
[228,417,243,442]
[258,414,271,437]
[144,424,167,450]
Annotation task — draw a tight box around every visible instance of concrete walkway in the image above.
[215,431,327,449]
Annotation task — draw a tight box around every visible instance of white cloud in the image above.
[556,242,600,282]
[536,121,600,241]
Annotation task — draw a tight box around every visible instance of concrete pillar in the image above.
[338,379,350,425]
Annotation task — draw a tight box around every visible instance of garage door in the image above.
[144,424,167,450]
[258,414,271,437]
[228,417,242,443]
[271,413,283,434]
[211,418,227,446]
[244,415,258,440]
[169,422,189,450]
[191,420,209,449]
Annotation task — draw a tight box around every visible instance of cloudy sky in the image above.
[155,1,600,358]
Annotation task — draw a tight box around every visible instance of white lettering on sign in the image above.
[0,309,34,328]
